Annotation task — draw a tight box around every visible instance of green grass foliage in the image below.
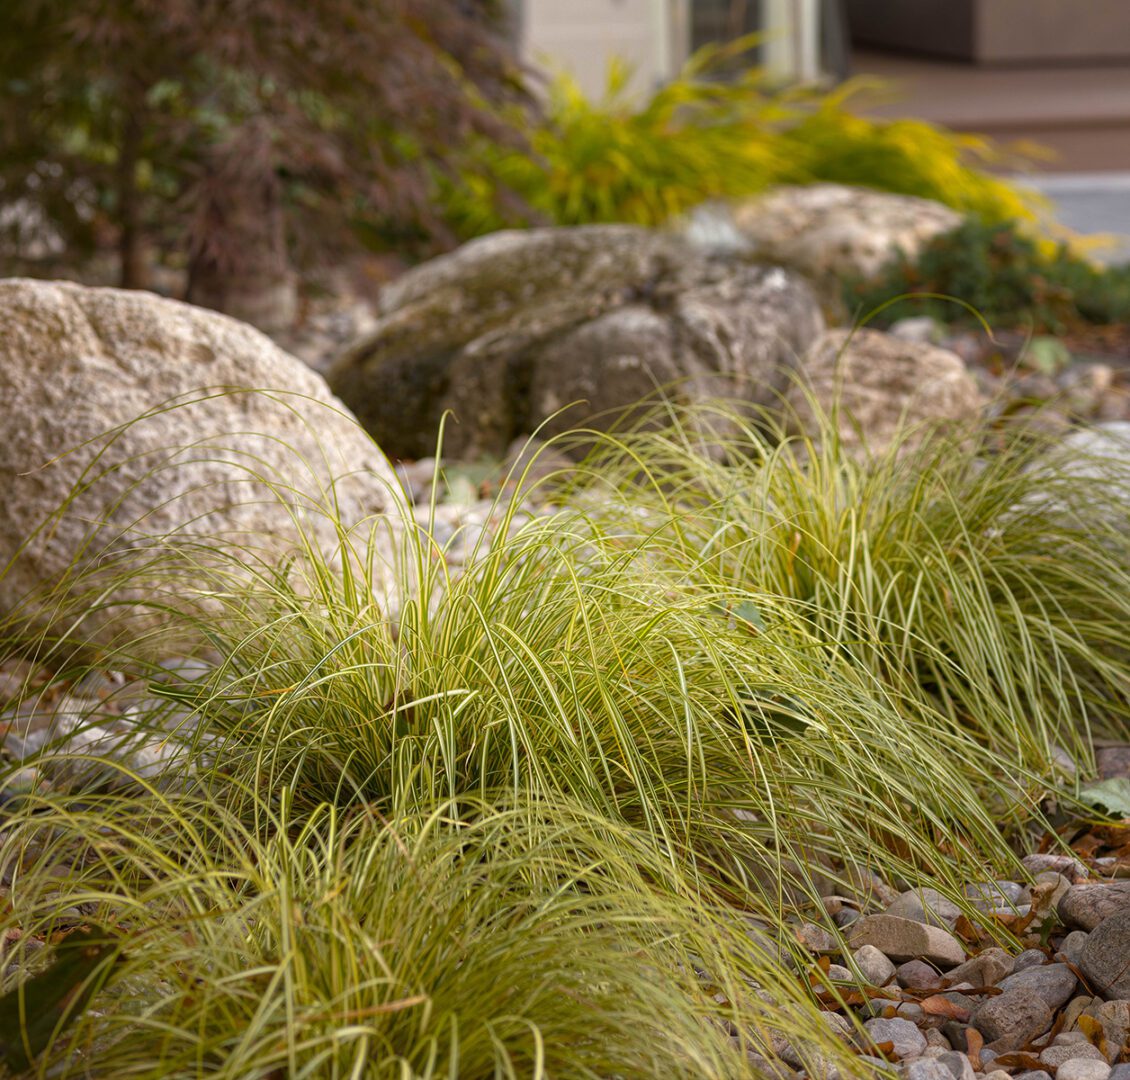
[2,402,1129,1075]
[847,217,1130,333]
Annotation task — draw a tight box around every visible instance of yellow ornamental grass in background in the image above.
[441,40,1046,239]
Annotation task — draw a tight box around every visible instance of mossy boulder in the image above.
[327,225,825,460]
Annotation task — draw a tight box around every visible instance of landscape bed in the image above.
[0,406,1129,1077]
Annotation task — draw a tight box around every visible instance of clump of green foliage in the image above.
[847,218,1130,332]
[3,402,1130,1075]
[441,49,793,235]
[442,44,1042,238]
[779,84,1043,225]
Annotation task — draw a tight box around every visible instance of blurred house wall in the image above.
[516,0,829,99]
[518,0,680,99]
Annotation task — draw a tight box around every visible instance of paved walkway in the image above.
[1018,172,1130,265]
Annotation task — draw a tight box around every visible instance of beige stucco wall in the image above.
[521,0,675,100]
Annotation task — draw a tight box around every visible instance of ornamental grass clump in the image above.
[119,439,1040,904]
[0,784,842,1078]
[439,42,1043,241]
[2,400,1130,1076]
[562,402,1130,777]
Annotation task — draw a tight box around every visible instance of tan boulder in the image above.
[727,184,961,311]
[786,328,985,456]
[0,279,401,642]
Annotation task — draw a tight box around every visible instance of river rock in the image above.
[973,988,1054,1050]
[784,329,985,457]
[1079,911,1130,999]
[864,1016,926,1059]
[1097,744,1130,780]
[847,915,965,968]
[1059,883,1130,931]
[0,279,400,641]
[945,947,1014,988]
[853,944,896,986]
[328,225,824,461]
[883,887,963,929]
[997,963,1078,1011]
[1057,1062,1112,1080]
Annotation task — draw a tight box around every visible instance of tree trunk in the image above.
[185,127,296,333]
[117,109,148,290]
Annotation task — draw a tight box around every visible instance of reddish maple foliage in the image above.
[0,0,529,320]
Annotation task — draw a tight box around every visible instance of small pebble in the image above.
[1040,1043,1107,1069]
[1057,930,1091,965]
[940,1021,967,1051]
[864,1017,927,1059]
[1053,1031,1092,1047]
[965,880,1028,909]
[1013,948,1049,971]
[946,948,1014,988]
[796,922,838,952]
[885,887,963,929]
[902,1061,955,1080]
[898,959,943,989]
[1057,1061,1112,1080]
[1022,853,1089,882]
[934,1050,974,1080]
[854,943,896,986]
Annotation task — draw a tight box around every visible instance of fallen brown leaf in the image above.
[920,995,970,1021]
[872,1040,897,1062]
[966,1026,984,1071]
[992,1052,1043,1070]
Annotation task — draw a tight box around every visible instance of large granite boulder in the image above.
[0,279,401,641]
[327,226,825,460]
[702,184,962,314]
[785,328,986,456]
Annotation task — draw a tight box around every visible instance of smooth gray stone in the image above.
[898,958,944,989]
[1056,1060,1112,1080]
[973,988,1053,1049]
[945,947,1014,988]
[864,1017,927,1059]
[965,880,1028,909]
[1057,930,1091,965]
[997,962,1079,1011]
[1014,948,1050,971]
[854,943,896,986]
[901,1061,956,1080]
[884,887,963,929]
[1080,912,1130,999]
[1059,882,1130,931]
